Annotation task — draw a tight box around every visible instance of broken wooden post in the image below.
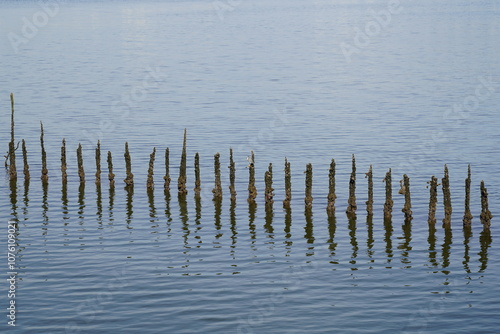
[463,165,473,227]
[8,93,17,180]
[480,180,492,230]
[61,139,67,184]
[365,165,373,216]
[164,147,171,191]
[212,152,223,200]
[264,163,274,205]
[283,157,291,208]
[147,147,156,190]
[304,163,313,208]
[178,128,187,194]
[247,151,257,202]
[194,152,201,195]
[327,158,336,214]
[346,154,357,214]
[107,150,115,187]
[95,140,101,185]
[77,143,85,183]
[123,142,134,186]
[22,139,29,180]
[442,165,452,227]
[427,176,438,225]
[229,148,236,201]
[400,174,413,222]
[40,122,48,182]
[383,168,393,220]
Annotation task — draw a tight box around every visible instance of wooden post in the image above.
[95,140,101,184]
[178,128,187,194]
[40,122,48,182]
[427,176,438,224]
[304,163,313,208]
[194,152,201,195]
[164,147,171,191]
[383,168,393,220]
[77,143,85,183]
[147,147,156,190]
[346,154,357,214]
[327,159,336,214]
[123,142,134,186]
[264,163,274,205]
[480,180,492,230]
[61,139,67,183]
[8,93,17,180]
[401,174,413,222]
[107,150,115,187]
[229,148,236,201]
[22,139,29,180]
[365,165,373,216]
[442,165,452,227]
[247,151,257,202]
[283,158,292,208]
[212,152,222,200]
[463,165,473,227]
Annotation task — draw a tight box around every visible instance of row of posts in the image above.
[4,94,493,229]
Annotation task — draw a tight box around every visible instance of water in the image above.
[1,0,499,333]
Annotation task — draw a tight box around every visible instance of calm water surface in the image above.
[1,0,499,333]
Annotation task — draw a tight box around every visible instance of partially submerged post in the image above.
[365,165,373,216]
[61,139,67,183]
[383,169,393,220]
[304,163,313,208]
[283,158,291,208]
[178,129,187,194]
[247,151,257,202]
[22,139,29,180]
[40,122,48,183]
[8,93,17,180]
[95,140,101,185]
[164,148,171,190]
[147,147,156,190]
[264,163,274,205]
[228,148,236,201]
[123,142,134,186]
[212,152,222,200]
[442,165,452,227]
[427,176,438,225]
[107,151,115,187]
[327,159,336,214]
[400,174,413,222]
[77,143,85,183]
[346,154,357,214]
[194,152,201,195]
[463,165,473,227]
[480,180,492,230]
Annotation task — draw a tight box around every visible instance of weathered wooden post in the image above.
[480,180,492,230]
[365,165,373,216]
[228,148,236,201]
[8,93,17,180]
[123,142,134,186]
[107,151,115,187]
[326,159,336,214]
[40,122,48,182]
[304,163,313,208]
[247,151,257,202]
[95,140,101,185]
[383,168,393,220]
[212,152,223,200]
[178,129,187,194]
[442,165,452,226]
[463,165,473,227]
[283,157,291,208]
[61,139,67,183]
[164,148,171,191]
[147,147,156,190]
[77,143,85,183]
[427,176,438,224]
[194,152,201,195]
[400,174,412,222]
[264,163,274,205]
[346,154,357,214]
[22,139,29,180]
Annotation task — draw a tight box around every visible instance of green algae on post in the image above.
[442,165,452,227]
[95,140,101,184]
[147,147,156,190]
[283,157,291,208]
[22,139,29,180]
[365,165,373,216]
[77,143,85,183]
[40,122,48,183]
[383,168,393,220]
[427,176,438,225]
[212,152,223,200]
[264,163,274,205]
[304,163,313,208]
[480,180,492,230]
[123,142,134,186]
[463,165,473,227]
[326,158,336,214]
[346,154,357,214]
[164,147,171,191]
[229,148,236,201]
[194,152,201,195]
[247,151,257,202]
[400,174,413,222]
[178,129,188,194]
[107,150,115,187]
[61,139,67,183]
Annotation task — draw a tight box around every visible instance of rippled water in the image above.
[1,0,499,333]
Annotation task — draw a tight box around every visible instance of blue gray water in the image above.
[1,0,499,333]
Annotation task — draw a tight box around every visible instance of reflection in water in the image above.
[178,193,190,247]
[229,200,237,253]
[96,184,103,225]
[248,202,257,250]
[479,230,492,272]
[384,217,393,266]
[347,213,357,268]
[327,213,338,264]
[213,198,222,242]
[194,193,202,247]
[77,183,85,226]
[398,220,412,268]
[164,189,172,235]
[462,226,472,273]
[366,215,374,265]
[125,186,133,228]
[441,228,453,274]
[148,189,158,228]
[23,179,29,220]
[427,223,438,269]
[9,179,18,221]
[61,182,69,226]
[108,186,115,224]
[264,203,274,239]
[284,206,292,256]
[304,207,314,256]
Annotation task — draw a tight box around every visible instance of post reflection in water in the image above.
[441,227,453,274]
[327,213,338,264]
[96,184,103,225]
[77,183,85,226]
[147,188,158,228]
[9,179,18,221]
[108,185,115,225]
[366,214,374,265]
[164,189,172,235]
[213,198,222,243]
[383,217,394,266]
[23,179,30,220]
[178,193,190,247]
[284,206,292,256]
[194,193,202,247]
[248,201,257,251]
[398,220,412,268]
[462,226,472,273]
[304,207,314,256]
[264,203,274,239]
[347,213,358,268]
[479,229,492,272]
[125,186,133,228]
[427,223,438,269]
[229,200,237,254]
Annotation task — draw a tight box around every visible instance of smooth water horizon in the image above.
[1,0,499,333]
